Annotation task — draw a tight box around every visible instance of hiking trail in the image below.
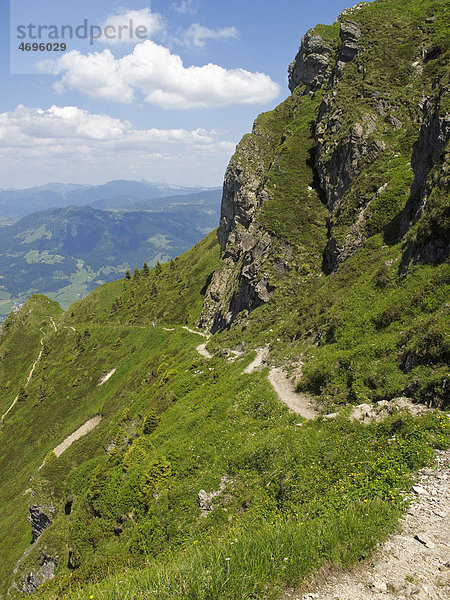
[243,347,317,420]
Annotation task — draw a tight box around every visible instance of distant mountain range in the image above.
[0,180,216,219]
[0,186,221,317]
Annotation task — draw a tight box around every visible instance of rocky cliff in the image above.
[200,0,449,331]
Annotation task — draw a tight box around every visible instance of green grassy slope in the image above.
[0,0,448,598]
[0,235,219,597]
[1,290,447,600]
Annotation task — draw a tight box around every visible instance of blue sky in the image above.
[1,0,356,189]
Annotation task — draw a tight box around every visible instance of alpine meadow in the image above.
[0,0,449,599]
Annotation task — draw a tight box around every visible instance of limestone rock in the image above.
[415,532,436,548]
[288,31,334,93]
[369,579,387,593]
[333,21,362,79]
[197,476,232,517]
[387,580,407,593]
[22,556,56,595]
[400,87,450,266]
[28,505,54,543]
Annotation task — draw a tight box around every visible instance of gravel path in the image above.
[268,367,317,420]
[196,343,213,359]
[243,347,270,374]
[182,326,209,338]
[243,348,316,419]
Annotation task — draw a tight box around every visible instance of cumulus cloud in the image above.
[99,8,166,45]
[172,1,198,15]
[0,105,236,187]
[182,24,239,48]
[48,41,280,109]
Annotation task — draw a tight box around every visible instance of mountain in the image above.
[0,180,217,219]
[87,188,221,211]
[0,192,220,317]
[0,1,448,599]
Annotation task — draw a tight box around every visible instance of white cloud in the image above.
[182,24,239,48]
[172,1,198,15]
[0,105,236,187]
[99,8,166,45]
[48,41,280,109]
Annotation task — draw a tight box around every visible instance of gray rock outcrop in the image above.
[199,120,289,332]
[197,476,231,516]
[22,555,56,595]
[288,31,334,93]
[200,1,448,331]
[28,504,54,543]
[333,21,361,79]
[400,88,450,265]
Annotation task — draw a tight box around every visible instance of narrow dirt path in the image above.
[243,348,316,420]
[47,316,57,332]
[1,338,44,423]
[268,367,317,420]
[196,343,213,359]
[26,344,44,385]
[243,347,270,374]
[182,326,209,338]
[1,316,70,424]
[293,449,450,600]
[181,326,213,359]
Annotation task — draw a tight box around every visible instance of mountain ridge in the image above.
[0,180,220,219]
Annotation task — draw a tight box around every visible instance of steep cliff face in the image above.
[201,0,449,330]
[400,87,450,265]
[200,121,293,331]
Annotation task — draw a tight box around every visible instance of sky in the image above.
[0,0,357,189]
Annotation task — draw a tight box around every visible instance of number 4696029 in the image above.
[18,42,67,51]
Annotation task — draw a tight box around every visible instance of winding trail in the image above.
[1,316,64,424]
[181,327,213,360]
[268,367,317,420]
[196,343,213,359]
[243,346,269,374]
[47,316,57,333]
[242,347,316,420]
[180,332,316,420]
[1,338,45,423]
[182,326,209,338]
